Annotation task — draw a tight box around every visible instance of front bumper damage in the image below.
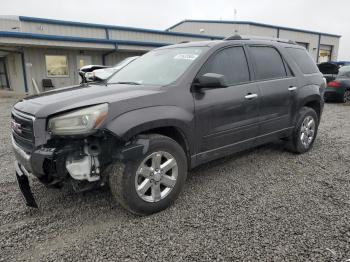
[15,161,38,208]
[12,132,147,208]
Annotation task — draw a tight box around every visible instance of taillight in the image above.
[328,81,341,88]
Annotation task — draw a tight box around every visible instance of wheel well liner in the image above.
[303,100,321,120]
[140,126,191,164]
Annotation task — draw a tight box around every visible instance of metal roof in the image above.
[18,16,223,40]
[167,19,341,38]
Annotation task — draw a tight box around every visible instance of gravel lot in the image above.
[0,97,349,261]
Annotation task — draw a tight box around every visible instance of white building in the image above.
[167,19,341,63]
[0,16,341,94]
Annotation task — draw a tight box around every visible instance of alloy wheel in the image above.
[300,115,316,148]
[135,151,178,202]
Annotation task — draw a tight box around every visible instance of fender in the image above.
[294,84,322,122]
[105,105,195,151]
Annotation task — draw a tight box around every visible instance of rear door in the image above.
[248,45,298,139]
[193,45,260,162]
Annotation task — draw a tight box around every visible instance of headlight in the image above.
[85,72,95,81]
[48,103,108,135]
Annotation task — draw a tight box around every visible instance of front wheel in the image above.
[285,107,319,154]
[108,134,187,215]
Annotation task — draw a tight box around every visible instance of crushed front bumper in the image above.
[12,136,62,208]
[15,161,38,208]
[12,136,57,177]
[12,131,147,208]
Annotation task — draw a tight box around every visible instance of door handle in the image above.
[288,86,297,91]
[245,93,258,100]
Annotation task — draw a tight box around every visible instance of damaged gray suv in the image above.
[11,36,325,215]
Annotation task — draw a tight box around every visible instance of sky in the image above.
[1,0,349,60]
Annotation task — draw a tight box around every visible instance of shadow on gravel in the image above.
[188,141,286,179]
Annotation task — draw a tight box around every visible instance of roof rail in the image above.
[224,34,297,45]
[224,34,243,40]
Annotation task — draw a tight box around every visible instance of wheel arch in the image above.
[105,106,195,162]
[139,126,191,166]
[303,99,321,121]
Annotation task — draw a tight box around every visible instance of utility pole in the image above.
[234,8,238,34]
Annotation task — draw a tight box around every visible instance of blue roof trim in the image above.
[167,19,341,38]
[18,16,223,40]
[0,31,171,47]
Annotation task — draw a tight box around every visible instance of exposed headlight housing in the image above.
[85,72,95,81]
[48,103,108,135]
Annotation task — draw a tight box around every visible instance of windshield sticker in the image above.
[174,54,199,60]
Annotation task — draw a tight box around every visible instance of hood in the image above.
[14,83,162,118]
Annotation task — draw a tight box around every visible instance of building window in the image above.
[45,55,69,77]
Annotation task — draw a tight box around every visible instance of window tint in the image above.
[199,47,250,85]
[250,46,287,80]
[286,48,319,74]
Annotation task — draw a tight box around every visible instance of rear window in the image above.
[337,65,350,78]
[286,48,319,74]
[250,46,287,80]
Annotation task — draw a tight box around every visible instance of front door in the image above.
[248,45,298,137]
[77,55,92,69]
[193,46,260,163]
[0,58,9,89]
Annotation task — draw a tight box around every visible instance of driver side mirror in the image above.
[193,73,229,89]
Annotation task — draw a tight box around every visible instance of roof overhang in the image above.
[0,31,171,51]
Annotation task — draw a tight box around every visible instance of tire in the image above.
[342,90,350,103]
[108,134,187,216]
[285,106,319,154]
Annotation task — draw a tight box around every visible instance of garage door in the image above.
[319,45,332,63]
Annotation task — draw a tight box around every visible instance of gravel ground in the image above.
[0,97,350,261]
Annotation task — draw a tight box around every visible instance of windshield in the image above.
[112,56,138,69]
[107,47,208,85]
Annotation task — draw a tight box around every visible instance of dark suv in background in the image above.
[11,36,325,215]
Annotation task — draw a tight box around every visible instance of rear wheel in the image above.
[285,107,319,154]
[108,134,187,215]
[342,90,350,103]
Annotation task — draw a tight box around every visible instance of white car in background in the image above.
[84,56,139,82]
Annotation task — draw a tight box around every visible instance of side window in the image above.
[286,47,319,74]
[199,47,250,85]
[284,61,294,77]
[250,46,287,80]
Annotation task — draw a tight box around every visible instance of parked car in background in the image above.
[79,64,109,83]
[318,61,350,83]
[11,37,325,215]
[324,65,350,103]
[83,56,139,83]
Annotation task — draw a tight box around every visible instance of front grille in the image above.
[11,110,35,153]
